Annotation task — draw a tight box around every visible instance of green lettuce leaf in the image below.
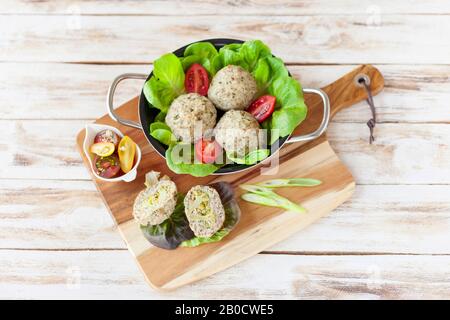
[184,42,218,60]
[227,149,270,165]
[154,111,167,122]
[181,42,219,75]
[266,76,308,144]
[181,55,208,70]
[252,56,288,93]
[214,43,248,71]
[215,40,271,73]
[239,40,271,71]
[149,122,177,146]
[165,143,221,177]
[153,53,185,88]
[151,129,177,146]
[150,121,171,132]
[221,43,242,52]
[143,53,185,112]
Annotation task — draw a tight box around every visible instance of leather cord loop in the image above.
[359,78,377,144]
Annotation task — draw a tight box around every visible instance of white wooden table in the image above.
[1,1,449,299]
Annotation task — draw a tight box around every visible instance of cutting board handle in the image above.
[323,64,384,118]
[294,64,384,138]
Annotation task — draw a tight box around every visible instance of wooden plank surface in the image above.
[2,63,449,123]
[1,15,450,64]
[2,180,449,255]
[3,0,450,15]
[1,0,449,299]
[1,250,449,299]
[1,120,448,184]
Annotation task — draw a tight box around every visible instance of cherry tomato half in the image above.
[185,63,209,96]
[94,154,121,178]
[94,129,119,148]
[247,95,276,123]
[90,142,115,157]
[195,138,222,164]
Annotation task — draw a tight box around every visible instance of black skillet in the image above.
[107,38,330,175]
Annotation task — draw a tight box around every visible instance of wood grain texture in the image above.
[2,15,450,64]
[1,250,449,299]
[2,63,449,123]
[2,180,449,254]
[2,0,450,15]
[0,179,124,250]
[2,120,448,184]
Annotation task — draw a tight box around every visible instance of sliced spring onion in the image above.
[257,178,322,188]
[240,184,274,196]
[241,193,306,214]
[240,184,306,213]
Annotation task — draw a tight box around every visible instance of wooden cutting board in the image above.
[76,64,384,291]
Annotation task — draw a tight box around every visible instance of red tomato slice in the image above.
[94,154,121,178]
[247,95,276,123]
[185,63,209,96]
[195,138,222,164]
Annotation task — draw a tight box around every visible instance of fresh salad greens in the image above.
[267,76,307,144]
[154,111,167,123]
[165,144,221,177]
[149,122,177,146]
[181,42,219,76]
[144,39,308,176]
[227,149,270,165]
[143,53,185,113]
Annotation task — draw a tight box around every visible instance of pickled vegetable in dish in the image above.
[118,136,136,173]
[133,171,178,226]
[184,185,226,238]
[94,129,119,148]
[89,129,138,180]
[90,142,115,157]
[94,154,120,178]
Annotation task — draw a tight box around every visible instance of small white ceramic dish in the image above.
[83,123,141,182]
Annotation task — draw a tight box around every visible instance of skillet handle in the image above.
[107,73,147,130]
[286,88,330,143]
